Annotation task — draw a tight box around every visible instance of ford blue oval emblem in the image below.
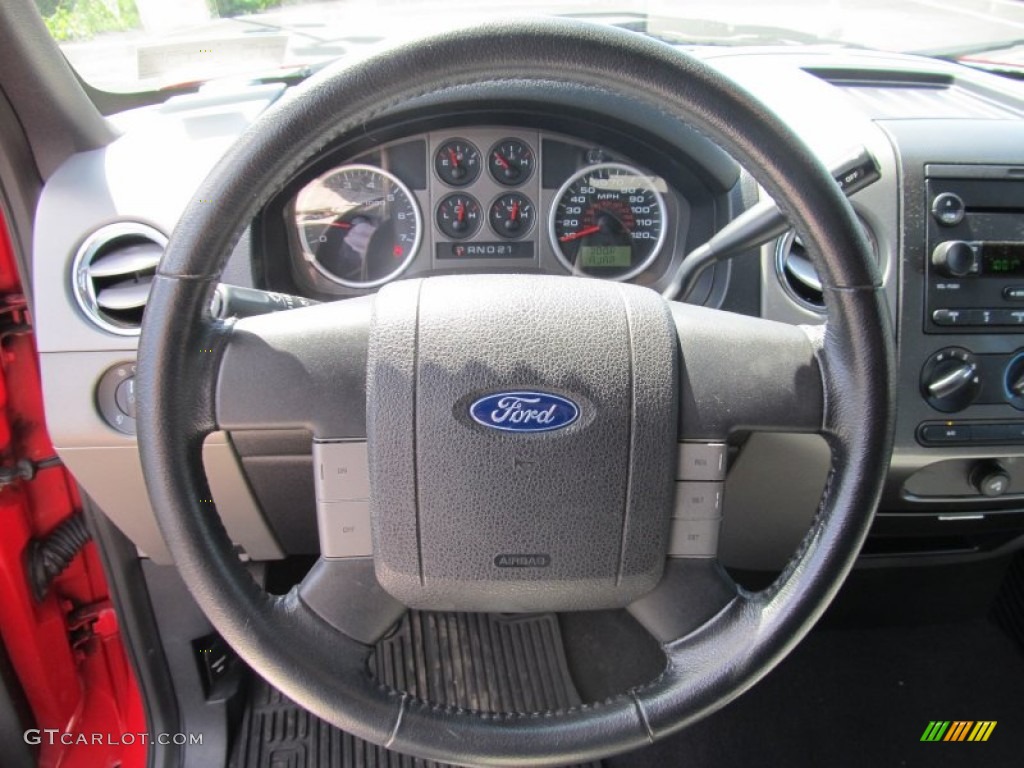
[469,391,580,433]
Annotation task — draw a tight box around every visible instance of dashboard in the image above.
[29,41,1024,571]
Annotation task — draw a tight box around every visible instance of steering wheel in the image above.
[137,19,894,767]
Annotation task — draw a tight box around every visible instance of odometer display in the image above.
[580,245,632,269]
[550,162,667,280]
[294,164,421,288]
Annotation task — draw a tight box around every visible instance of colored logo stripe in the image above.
[920,720,996,742]
[921,721,950,741]
[969,721,997,742]
[944,721,973,741]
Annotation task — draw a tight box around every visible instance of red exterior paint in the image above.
[0,214,145,768]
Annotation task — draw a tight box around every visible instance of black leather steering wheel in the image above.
[137,19,894,767]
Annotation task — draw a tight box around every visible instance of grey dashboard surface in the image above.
[32,43,1024,566]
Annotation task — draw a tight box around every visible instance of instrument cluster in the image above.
[286,127,692,295]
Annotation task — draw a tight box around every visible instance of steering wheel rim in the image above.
[137,19,895,767]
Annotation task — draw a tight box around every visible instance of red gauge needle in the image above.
[456,203,465,222]
[327,221,352,229]
[448,148,460,168]
[493,152,510,170]
[559,225,600,243]
[510,200,520,222]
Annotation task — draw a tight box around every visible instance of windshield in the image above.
[36,0,1024,93]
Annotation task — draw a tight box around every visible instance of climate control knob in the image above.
[1005,352,1024,410]
[931,241,979,279]
[921,348,981,413]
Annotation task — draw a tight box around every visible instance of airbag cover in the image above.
[367,275,677,611]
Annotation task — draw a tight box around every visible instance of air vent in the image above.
[776,232,823,310]
[72,223,166,335]
[775,223,877,312]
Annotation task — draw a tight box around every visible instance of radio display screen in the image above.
[981,242,1024,276]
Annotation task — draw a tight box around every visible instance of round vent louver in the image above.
[72,222,167,335]
[775,222,877,312]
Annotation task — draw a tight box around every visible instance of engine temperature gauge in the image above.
[488,138,535,185]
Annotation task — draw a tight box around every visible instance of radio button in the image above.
[1004,287,1024,302]
[932,309,967,326]
[975,309,1003,326]
[931,193,965,226]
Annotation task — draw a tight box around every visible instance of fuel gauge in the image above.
[435,139,481,186]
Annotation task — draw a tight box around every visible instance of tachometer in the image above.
[550,162,667,280]
[294,164,421,288]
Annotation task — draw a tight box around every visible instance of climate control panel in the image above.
[919,347,1024,415]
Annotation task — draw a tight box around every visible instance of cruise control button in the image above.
[677,442,726,481]
[317,500,373,558]
[314,441,369,501]
[668,517,721,557]
[673,481,723,519]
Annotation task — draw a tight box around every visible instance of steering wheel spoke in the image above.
[296,557,406,645]
[672,302,825,440]
[215,297,371,436]
[628,558,740,644]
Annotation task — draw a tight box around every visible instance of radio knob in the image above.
[931,241,978,279]
[921,348,981,413]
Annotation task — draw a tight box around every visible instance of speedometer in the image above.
[294,164,421,288]
[549,162,667,280]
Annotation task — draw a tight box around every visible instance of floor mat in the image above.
[230,611,599,768]
[608,619,1024,768]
